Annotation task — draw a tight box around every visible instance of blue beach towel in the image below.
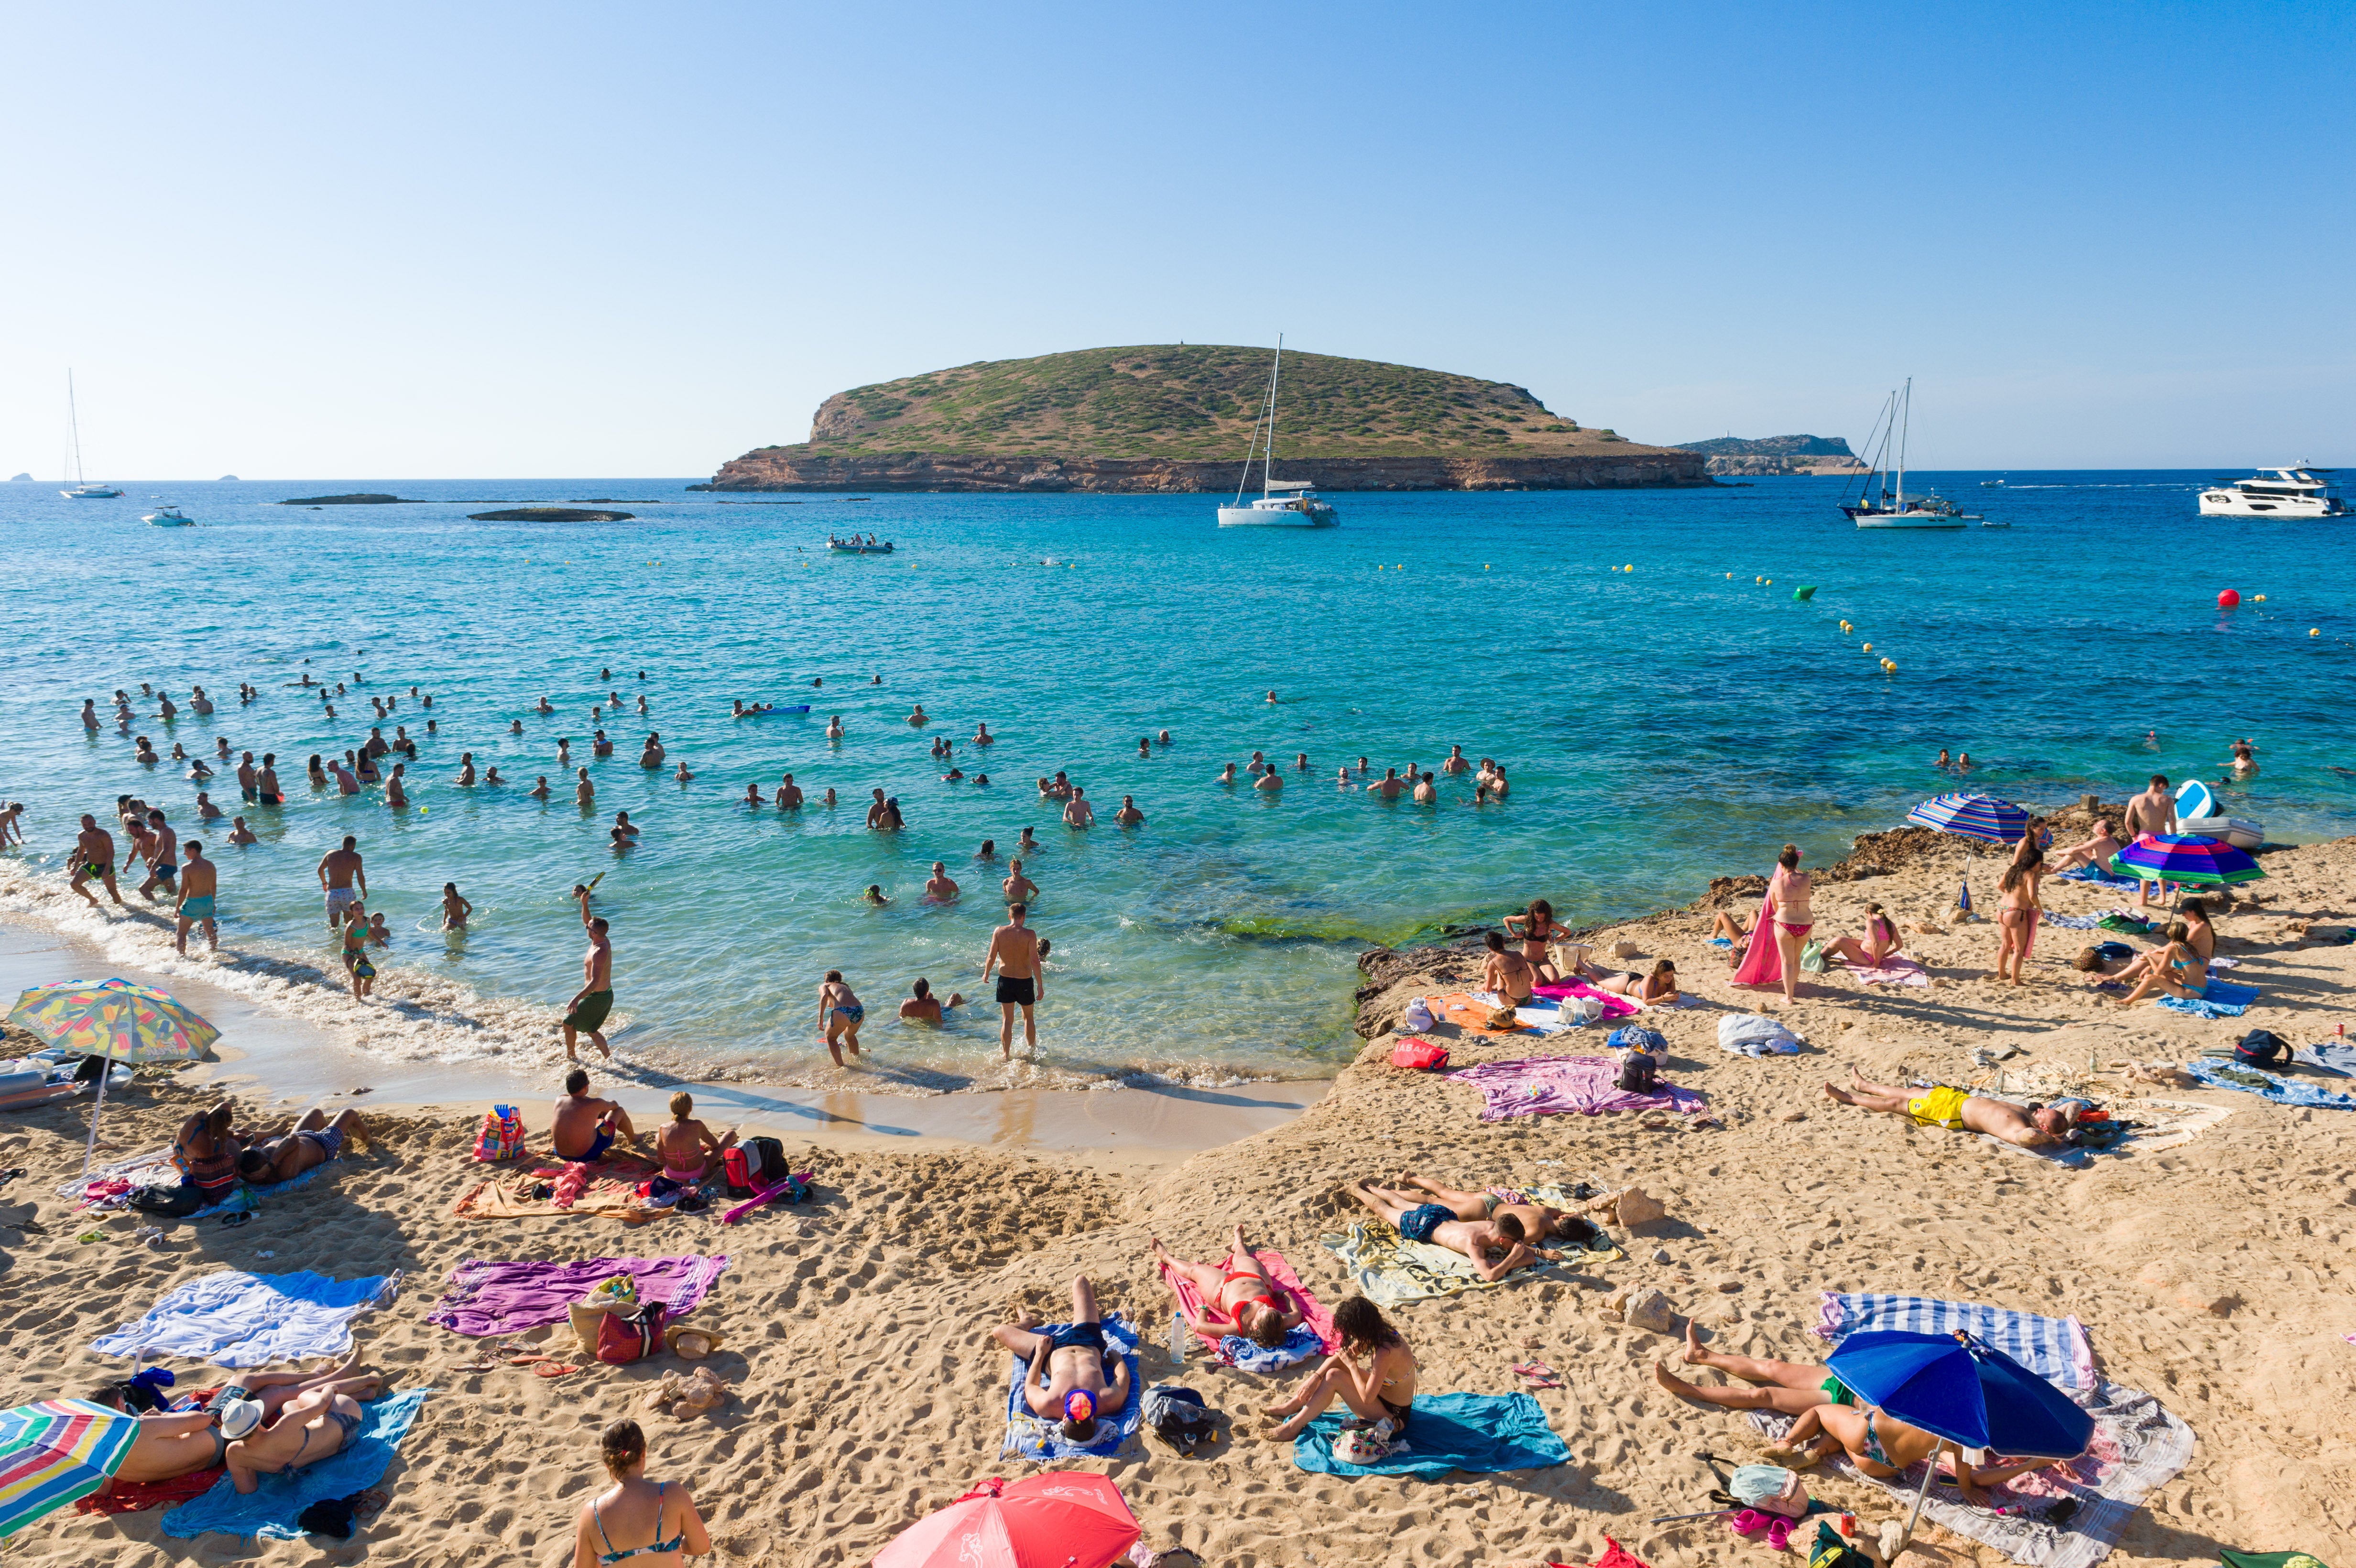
[92,1270,400,1368]
[2154,980,2259,1020]
[1293,1391,1569,1481]
[1003,1315,1142,1460]
[2061,864,2140,887]
[2181,1060,2356,1110]
[1179,1312,1320,1372]
[162,1389,432,1540]
[185,1158,341,1221]
[1816,1293,2094,1390]
[2042,913,2104,930]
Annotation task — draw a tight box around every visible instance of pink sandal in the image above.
[1766,1518,1793,1551]
[1726,1510,1770,1537]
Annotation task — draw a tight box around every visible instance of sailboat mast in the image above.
[1263,334,1283,500]
[1896,377,1910,511]
[68,370,86,486]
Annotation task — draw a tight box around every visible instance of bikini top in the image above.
[594,1484,685,1563]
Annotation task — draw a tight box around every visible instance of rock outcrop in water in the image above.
[698,448,1703,493]
[276,492,422,505]
[466,507,634,523]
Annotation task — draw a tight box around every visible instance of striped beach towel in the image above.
[1814,1292,2096,1391]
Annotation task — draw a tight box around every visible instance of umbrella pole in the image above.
[1887,1457,1938,1561]
[79,1055,112,1183]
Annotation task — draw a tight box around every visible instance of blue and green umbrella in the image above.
[2109,833,2266,888]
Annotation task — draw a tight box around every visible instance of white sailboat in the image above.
[1840,379,1975,529]
[1216,337,1338,528]
[59,371,123,499]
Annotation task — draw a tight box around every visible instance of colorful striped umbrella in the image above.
[0,1398,143,1539]
[2109,834,2266,887]
[7,978,220,1179]
[1904,793,2031,845]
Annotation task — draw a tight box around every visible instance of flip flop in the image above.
[1510,1361,1563,1389]
[1727,1509,1770,1537]
[528,1361,580,1378]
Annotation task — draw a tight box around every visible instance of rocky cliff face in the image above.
[694,446,1708,493]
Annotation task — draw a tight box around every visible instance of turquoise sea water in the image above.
[2,473,2351,1091]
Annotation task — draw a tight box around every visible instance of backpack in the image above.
[596,1302,668,1365]
[1390,1037,1449,1071]
[723,1137,790,1198]
[1616,1052,1659,1094]
[1806,1520,1875,1568]
[2233,1029,2288,1069]
[1729,1463,1809,1518]
[472,1105,526,1162]
[1141,1384,1218,1455]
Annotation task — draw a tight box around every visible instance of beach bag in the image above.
[1799,938,1828,973]
[596,1302,668,1365]
[472,1104,526,1162]
[1401,997,1435,1032]
[1807,1521,1874,1568]
[2233,1029,2288,1069]
[1141,1384,1218,1455]
[721,1146,755,1198]
[570,1274,641,1353]
[1332,1416,1398,1466]
[1391,1038,1449,1071]
[1615,1052,1659,1094]
[129,1182,208,1217]
[1730,1463,1809,1518]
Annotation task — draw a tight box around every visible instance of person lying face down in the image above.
[1343,1179,1567,1281]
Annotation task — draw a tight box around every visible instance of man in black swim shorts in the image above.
[981,904,1045,1062]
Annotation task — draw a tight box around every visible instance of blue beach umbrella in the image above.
[1827,1330,2093,1547]
[1904,793,2030,845]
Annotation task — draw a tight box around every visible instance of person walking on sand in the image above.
[982,904,1044,1060]
[562,885,615,1060]
[71,813,127,908]
[318,835,366,928]
[1993,862,2038,985]
[817,969,864,1066]
[1733,843,1811,1005]
[174,841,219,954]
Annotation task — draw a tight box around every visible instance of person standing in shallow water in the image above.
[982,903,1045,1061]
[562,885,615,1061]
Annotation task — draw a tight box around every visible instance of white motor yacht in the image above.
[2198,467,2345,519]
[1839,379,1978,529]
[1216,336,1340,529]
[145,505,194,527]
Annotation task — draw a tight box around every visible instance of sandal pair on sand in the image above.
[1511,1361,1561,1390]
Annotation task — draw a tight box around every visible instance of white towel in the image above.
[91,1269,401,1368]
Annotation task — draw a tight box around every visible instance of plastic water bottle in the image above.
[1167,1310,1187,1366]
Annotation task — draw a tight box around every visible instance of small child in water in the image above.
[441,882,472,931]
[862,884,890,906]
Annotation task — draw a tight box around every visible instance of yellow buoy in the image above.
[2313,628,2323,637]
[1765,578,1772,586]
[2253,593,2264,601]
[1483,563,1490,569]
[1623,563,1633,571]
[1862,642,1873,653]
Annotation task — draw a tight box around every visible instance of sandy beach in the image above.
[3,820,2352,1567]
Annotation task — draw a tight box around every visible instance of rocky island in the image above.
[1673,434,1867,477]
[696,344,1706,492]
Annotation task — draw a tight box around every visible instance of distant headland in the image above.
[694,344,1707,493]
[1672,434,1866,477]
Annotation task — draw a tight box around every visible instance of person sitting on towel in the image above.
[2047,818,2122,876]
[2116,920,2208,1007]
[553,1067,642,1162]
[1822,1066,2083,1147]
[224,1377,384,1494]
[1261,1294,1418,1444]
[992,1274,1132,1443]
[1151,1225,1307,1350]
[1344,1179,1566,1280]
[170,1100,246,1207]
[1480,930,1536,1005]
[1651,1320,2074,1506]
[1392,1174,1604,1249]
[237,1105,368,1186]
[1821,902,1904,969]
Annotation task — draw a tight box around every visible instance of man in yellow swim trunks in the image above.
[1823,1067,2078,1148]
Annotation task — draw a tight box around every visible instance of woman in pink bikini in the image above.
[1734,844,1811,1003]
[1151,1226,1306,1350]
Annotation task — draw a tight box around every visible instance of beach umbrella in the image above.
[2109,833,2265,889]
[6,979,220,1179]
[0,1398,144,1539]
[1905,793,2030,845]
[872,1473,1140,1568]
[1827,1330,2094,1556]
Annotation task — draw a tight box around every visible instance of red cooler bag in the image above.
[1391,1038,1450,1071]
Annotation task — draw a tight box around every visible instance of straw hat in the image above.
[664,1323,724,1360]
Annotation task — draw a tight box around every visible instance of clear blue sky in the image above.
[4,1,2347,478]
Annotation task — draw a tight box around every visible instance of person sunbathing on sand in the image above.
[225,1378,382,1493]
[1262,1295,1417,1443]
[1822,1067,2079,1147]
[554,1068,641,1162]
[1652,1323,2069,1505]
[237,1105,368,1185]
[1393,1175,1602,1249]
[1151,1227,1306,1350]
[2116,921,2207,1006]
[993,1276,1132,1443]
[1592,958,1680,1002]
[1344,1180,1565,1280]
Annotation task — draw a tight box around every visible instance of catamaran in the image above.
[1839,379,1977,529]
[59,371,123,499]
[1217,337,1338,528]
[2197,467,2345,519]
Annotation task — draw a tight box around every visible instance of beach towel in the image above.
[1321,1219,1506,1307]
[2042,913,2104,930]
[1432,992,1543,1036]
[1292,1391,1570,1481]
[1814,1294,2095,1391]
[2062,864,2140,887]
[1003,1315,1141,1460]
[1719,1014,1803,1056]
[76,1467,224,1515]
[1850,956,1931,986]
[161,1389,432,1541]
[2181,1060,2356,1110]
[451,1150,664,1221]
[1972,1097,2234,1169]
[1750,1382,2192,1568]
[1491,1187,1626,1263]
[1527,981,1642,1020]
[2154,979,2259,1020]
[1447,1056,1709,1122]
[92,1270,400,1368]
[2300,1041,2356,1077]
[1158,1246,1336,1369]
[1732,890,1782,987]
[426,1254,733,1336]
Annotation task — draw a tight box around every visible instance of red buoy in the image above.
[2218,588,2241,608]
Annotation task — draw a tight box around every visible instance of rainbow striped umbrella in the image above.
[0,1398,143,1538]
[1904,793,2030,845]
[7,979,219,1179]
[2110,834,2266,887]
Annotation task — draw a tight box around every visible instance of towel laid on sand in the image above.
[1158,1246,1335,1369]
[76,1467,225,1516]
[1293,1391,1570,1481]
[1430,992,1544,1036]
[92,1270,400,1367]
[2301,1042,2356,1076]
[2155,979,2260,1019]
[1447,1056,1709,1122]
[1003,1316,1141,1460]
[1815,1293,2095,1391]
[162,1389,432,1541]
[2061,864,2140,887]
[1321,1220,1507,1307]
[1972,1097,2234,1169]
[2180,1060,2356,1110]
[1848,955,1931,986]
[1719,1014,1804,1055]
[1528,981,1643,1018]
[426,1254,733,1336]
[451,1148,665,1221]
[2042,913,2105,930]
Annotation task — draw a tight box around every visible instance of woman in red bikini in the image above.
[1151,1226,1305,1350]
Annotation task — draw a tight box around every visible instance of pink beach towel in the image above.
[426,1254,732,1337]
[1849,955,1930,986]
[1160,1247,1338,1356]
[1733,890,1783,988]
[1528,981,1642,1019]
[1447,1056,1710,1122]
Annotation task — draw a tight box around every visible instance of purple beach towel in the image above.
[1446,1056,1709,1121]
[425,1254,732,1337]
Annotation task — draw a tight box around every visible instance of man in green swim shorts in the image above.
[175,841,219,954]
[562,885,615,1061]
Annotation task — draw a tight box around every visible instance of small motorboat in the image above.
[145,505,195,527]
[2175,779,2264,849]
[826,534,894,554]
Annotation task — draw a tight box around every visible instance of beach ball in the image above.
[2218,589,2240,608]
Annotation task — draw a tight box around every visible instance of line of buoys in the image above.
[2255,594,2266,601]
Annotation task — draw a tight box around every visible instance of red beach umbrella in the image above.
[872,1473,1140,1568]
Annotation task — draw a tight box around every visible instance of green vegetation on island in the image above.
[1672,434,1855,458]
